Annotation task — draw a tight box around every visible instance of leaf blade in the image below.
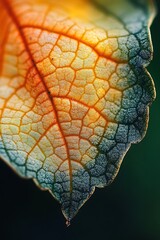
[0,0,156,221]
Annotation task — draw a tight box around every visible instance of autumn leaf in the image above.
[0,0,156,222]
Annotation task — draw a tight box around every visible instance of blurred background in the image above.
[0,1,160,240]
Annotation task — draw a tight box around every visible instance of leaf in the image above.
[0,0,156,222]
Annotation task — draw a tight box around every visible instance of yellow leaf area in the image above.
[0,0,156,221]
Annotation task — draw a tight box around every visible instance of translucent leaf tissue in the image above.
[0,0,156,223]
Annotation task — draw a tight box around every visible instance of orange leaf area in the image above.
[0,0,155,221]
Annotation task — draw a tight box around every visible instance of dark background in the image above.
[0,1,160,240]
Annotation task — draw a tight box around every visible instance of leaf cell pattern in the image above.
[0,0,156,221]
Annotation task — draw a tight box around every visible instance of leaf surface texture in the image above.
[0,0,155,221]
